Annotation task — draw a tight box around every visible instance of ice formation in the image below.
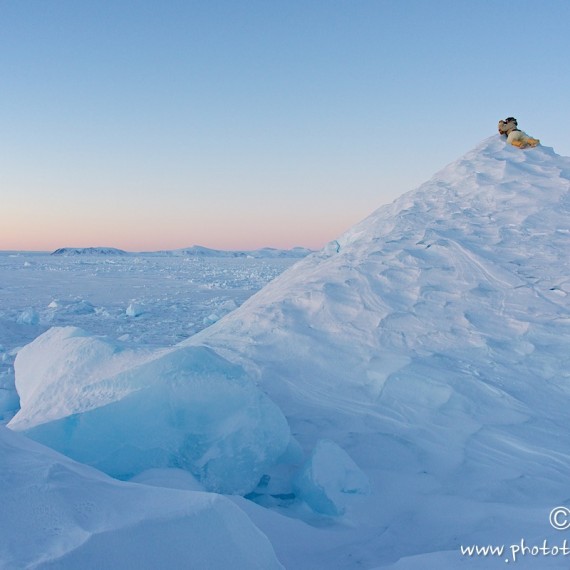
[293,439,370,515]
[16,307,39,325]
[126,301,144,317]
[9,326,291,494]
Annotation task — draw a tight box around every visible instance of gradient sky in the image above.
[1,1,569,252]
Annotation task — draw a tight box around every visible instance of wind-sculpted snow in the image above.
[189,137,570,435]
[9,327,291,495]
[0,427,283,569]
[184,137,570,565]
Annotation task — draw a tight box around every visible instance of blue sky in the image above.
[1,1,569,251]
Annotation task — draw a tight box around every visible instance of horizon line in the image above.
[0,243,317,254]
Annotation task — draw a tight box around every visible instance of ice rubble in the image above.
[16,307,40,325]
[293,439,370,516]
[126,301,145,317]
[0,426,283,570]
[9,326,290,494]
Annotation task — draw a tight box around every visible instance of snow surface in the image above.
[182,136,570,566]
[3,135,570,568]
[0,426,283,569]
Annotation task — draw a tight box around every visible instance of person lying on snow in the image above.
[498,117,540,148]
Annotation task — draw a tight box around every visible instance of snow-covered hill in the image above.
[183,136,570,566]
[7,135,570,569]
[191,136,570,422]
[52,247,129,255]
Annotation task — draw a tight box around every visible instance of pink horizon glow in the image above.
[1,199,362,253]
[0,222,345,253]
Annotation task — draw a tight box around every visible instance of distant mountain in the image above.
[51,247,128,256]
[161,246,313,258]
[51,245,312,258]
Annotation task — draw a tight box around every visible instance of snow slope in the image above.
[181,136,570,566]
[0,426,283,569]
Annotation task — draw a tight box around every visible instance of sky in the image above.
[1,1,569,252]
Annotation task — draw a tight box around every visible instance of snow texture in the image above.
[0,426,283,569]
[183,136,570,566]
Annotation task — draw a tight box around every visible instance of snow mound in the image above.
[189,137,570,441]
[182,137,570,562]
[9,326,290,494]
[0,426,283,569]
[293,439,370,516]
[10,327,137,427]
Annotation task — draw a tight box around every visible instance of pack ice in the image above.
[7,135,570,568]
